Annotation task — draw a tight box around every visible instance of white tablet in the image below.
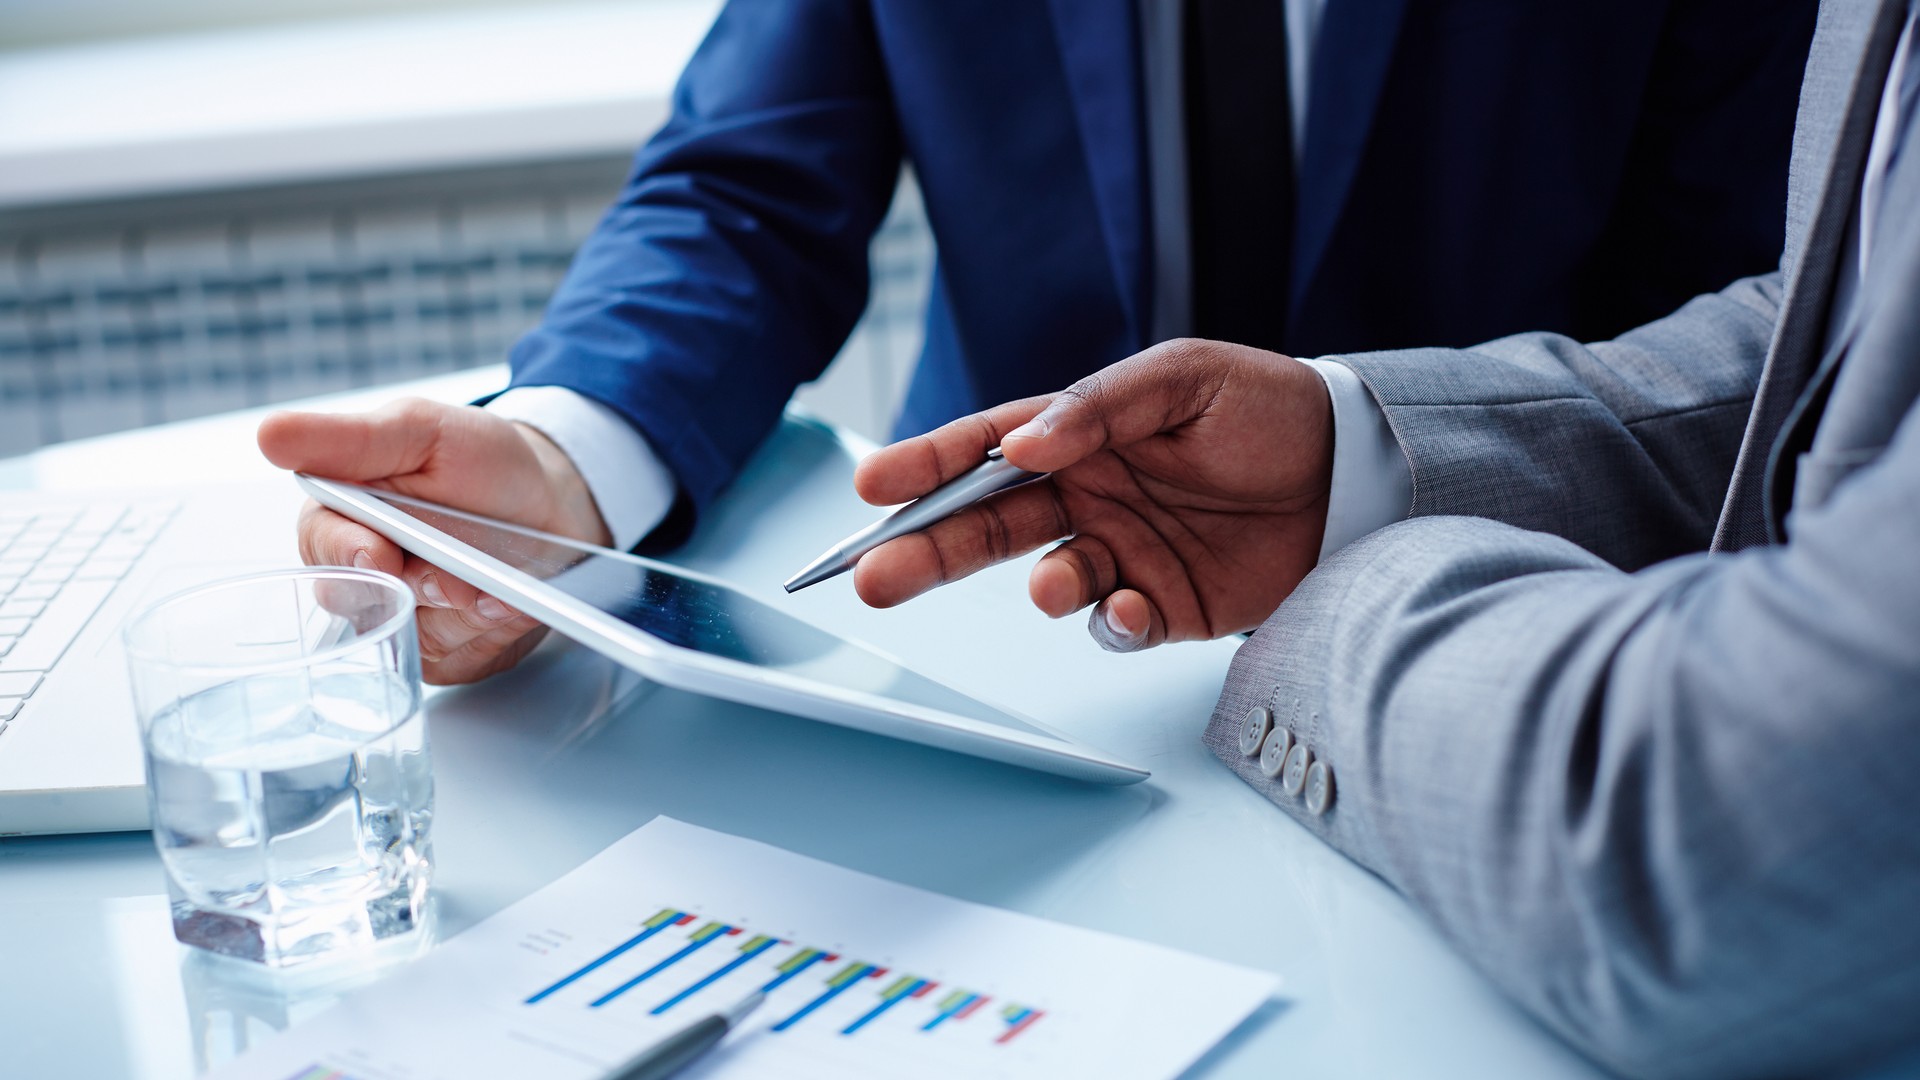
[297,476,1149,785]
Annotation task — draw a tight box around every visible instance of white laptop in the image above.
[0,485,295,836]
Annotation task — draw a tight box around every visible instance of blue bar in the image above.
[590,926,731,1008]
[759,951,828,994]
[843,979,927,1036]
[772,965,873,1033]
[524,912,681,1004]
[650,937,779,1015]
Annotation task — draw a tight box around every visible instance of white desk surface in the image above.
[0,367,1607,1079]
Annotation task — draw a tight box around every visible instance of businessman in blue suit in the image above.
[264,0,1815,684]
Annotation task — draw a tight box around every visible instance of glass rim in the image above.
[122,566,414,678]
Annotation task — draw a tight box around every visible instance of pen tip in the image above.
[783,553,848,594]
[726,990,767,1026]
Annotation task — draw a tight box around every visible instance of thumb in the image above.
[258,398,444,480]
[998,341,1226,473]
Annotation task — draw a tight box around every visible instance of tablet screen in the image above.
[361,489,1045,734]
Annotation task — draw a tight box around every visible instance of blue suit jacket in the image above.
[509,0,1815,523]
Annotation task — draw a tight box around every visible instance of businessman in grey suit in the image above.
[850,0,1920,1074]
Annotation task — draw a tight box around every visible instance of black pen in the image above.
[603,990,766,1080]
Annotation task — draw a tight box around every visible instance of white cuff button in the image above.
[1237,706,1272,757]
[1304,760,1335,816]
[1281,744,1312,796]
[1258,727,1292,778]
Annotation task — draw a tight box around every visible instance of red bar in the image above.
[996,1010,1043,1045]
[725,927,742,935]
[910,982,938,998]
[673,914,695,926]
[868,967,888,978]
[955,996,990,1020]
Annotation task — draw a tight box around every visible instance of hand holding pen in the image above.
[797,342,1338,653]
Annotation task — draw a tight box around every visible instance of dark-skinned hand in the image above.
[850,339,1334,651]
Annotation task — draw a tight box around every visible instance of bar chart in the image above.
[520,903,1047,1051]
[210,820,1278,1080]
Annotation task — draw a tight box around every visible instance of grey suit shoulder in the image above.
[1204,1,1920,1075]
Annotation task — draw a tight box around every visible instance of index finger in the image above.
[853,395,1052,507]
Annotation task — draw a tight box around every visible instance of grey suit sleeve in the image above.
[1333,273,1782,569]
[1203,398,1920,1078]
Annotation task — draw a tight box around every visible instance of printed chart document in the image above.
[213,817,1280,1080]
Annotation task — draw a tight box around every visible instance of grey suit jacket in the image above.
[1203,2,1920,1076]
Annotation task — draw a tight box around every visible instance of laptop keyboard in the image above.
[0,502,177,736]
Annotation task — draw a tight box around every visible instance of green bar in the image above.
[642,908,680,929]
[739,934,776,953]
[880,975,915,1000]
[690,921,727,943]
[937,989,970,1011]
[776,947,822,974]
[826,962,870,989]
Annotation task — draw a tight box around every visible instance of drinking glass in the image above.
[123,567,433,966]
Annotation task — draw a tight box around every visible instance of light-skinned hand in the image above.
[257,398,612,684]
[850,339,1334,651]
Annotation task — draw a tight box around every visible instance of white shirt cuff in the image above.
[1303,358,1413,561]
[486,386,677,551]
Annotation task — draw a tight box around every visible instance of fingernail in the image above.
[352,551,376,571]
[419,573,450,608]
[1090,601,1142,653]
[475,596,515,622]
[1005,406,1059,442]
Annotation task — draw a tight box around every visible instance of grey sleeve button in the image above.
[1281,743,1312,796]
[1237,705,1272,757]
[1258,727,1293,778]
[1304,760,1335,816]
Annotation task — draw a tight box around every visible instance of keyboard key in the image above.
[39,553,85,570]
[0,698,21,722]
[0,618,27,636]
[0,597,47,619]
[0,672,43,698]
[25,566,71,585]
[0,576,17,594]
[10,583,58,602]
[0,561,34,578]
[92,541,148,563]
[76,559,136,581]
[0,635,14,656]
[0,582,114,673]
[69,506,127,536]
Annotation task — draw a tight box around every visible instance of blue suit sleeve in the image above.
[508,0,904,517]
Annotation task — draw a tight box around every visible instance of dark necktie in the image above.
[1184,0,1295,351]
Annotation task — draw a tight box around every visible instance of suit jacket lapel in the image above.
[1768,77,1920,522]
[1046,0,1151,350]
[1290,0,1412,316]
[1713,0,1908,550]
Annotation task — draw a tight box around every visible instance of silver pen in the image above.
[784,446,1045,593]
[604,990,765,1080]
